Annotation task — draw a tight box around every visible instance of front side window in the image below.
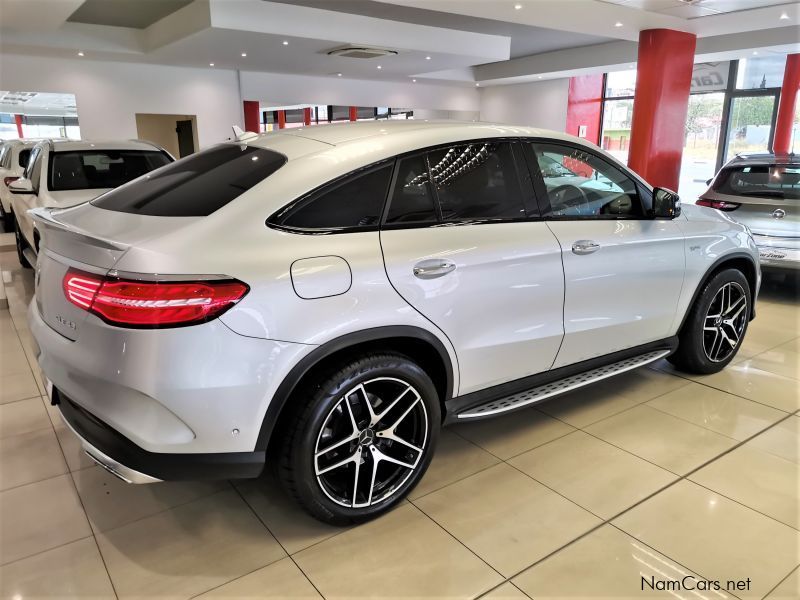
[271,163,393,230]
[714,164,800,200]
[532,143,641,218]
[428,142,526,221]
[93,144,284,217]
[50,150,172,192]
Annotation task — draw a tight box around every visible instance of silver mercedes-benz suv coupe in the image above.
[698,153,798,271]
[27,122,760,524]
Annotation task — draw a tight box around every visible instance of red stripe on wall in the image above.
[566,74,604,146]
[242,100,260,133]
[773,53,800,155]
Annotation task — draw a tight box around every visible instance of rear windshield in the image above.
[49,150,172,192]
[714,164,800,200]
[92,144,286,217]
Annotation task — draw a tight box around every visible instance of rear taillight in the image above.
[3,176,19,188]
[696,199,741,211]
[62,268,248,328]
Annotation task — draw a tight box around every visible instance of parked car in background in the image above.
[699,153,799,271]
[27,122,759,525]
[9,139,173,268]
[0,139,38,228]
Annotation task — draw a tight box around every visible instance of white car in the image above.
[0,139,38,228]
[9,139,173,267]
[27,121,759,525]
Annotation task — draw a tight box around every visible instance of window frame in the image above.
[522,139,650,221]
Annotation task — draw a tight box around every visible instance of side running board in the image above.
[456,349,671,420]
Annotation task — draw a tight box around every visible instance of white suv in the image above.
[0,139,38,228]
[9,139,173,267]
[27,122,759,524]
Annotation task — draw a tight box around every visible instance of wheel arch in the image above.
[257,326,456,453]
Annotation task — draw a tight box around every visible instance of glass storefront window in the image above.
[726,95,777,159]
[605,69,636,98]
[600,98,634,164]
[679,93,725,200]
[736,55,787,89]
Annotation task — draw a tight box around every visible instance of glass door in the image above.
[725,95,778,160]
[679,92,725,200]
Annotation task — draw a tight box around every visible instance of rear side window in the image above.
[50,150,172,192]
[18,149,31,169]
[93,145,285,217]
[385,155,439,225]
[271,163,393,231]
[428,142,526,221]
[714,165,800,200]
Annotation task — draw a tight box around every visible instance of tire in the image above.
[669,268,751,374]
[277,353,441,525]
[14,216,32,269]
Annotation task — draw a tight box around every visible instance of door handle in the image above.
[572,240,600,255]
[413,259,456,279]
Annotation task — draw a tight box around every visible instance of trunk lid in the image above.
[726,194,799,238]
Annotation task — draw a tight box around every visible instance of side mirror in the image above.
[705,178,713,186]
[8,178,34,195]
[651,187,681,219]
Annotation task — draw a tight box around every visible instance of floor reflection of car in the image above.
[698,153,799,271]
[537,152,636,216]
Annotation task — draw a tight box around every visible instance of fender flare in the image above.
[255,325,456,451]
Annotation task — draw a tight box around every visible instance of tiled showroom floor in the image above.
[1,236,798,599]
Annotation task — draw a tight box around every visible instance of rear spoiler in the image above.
[29,207,130,253]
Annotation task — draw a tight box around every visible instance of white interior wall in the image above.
[0,54,242,148]
[479,78,570,131]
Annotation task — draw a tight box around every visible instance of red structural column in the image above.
[242,100,260,133]
[566,74,604,145]
[277,110,286,129]
[773,53,800,155]
[14,114,23,138]
[627,29,696,191]
[349,106,358,122]
[303,107,312,126]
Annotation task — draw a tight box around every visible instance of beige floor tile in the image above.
[613,480,800,600]
[740,346,800,380]
[53,423,96,471]
[513,524,734,600]
[537,368,691,429]
[690,444,800,529]
[0,427,67,490]
[236,475,346,555]
[73,466,229,533]
[451,408,574,460]
[0,350,32,378]
[747,415,799,464]
[197,557,321,599]
[0,396,50,439]
[690,364,800,413]
[294,503,503,599]
[509,431,676,519]
[0,371,39,405]
[765,567,800,600]
[408,429,499,499]
[585,405,737,475]
[647,381,786,441]
[415,463,601,577]
[96,490,285,599]
[481,582,531,599]
[0,474,92,565]
[737,323,797,359]
[0,537,115,599]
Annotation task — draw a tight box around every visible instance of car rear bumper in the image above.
[54,388,265,481]
[754,235,800,270]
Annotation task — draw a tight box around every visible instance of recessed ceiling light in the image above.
[780,11,789,19]
[537,75,542,79]
[209,62,215,67]
[282,40,289,46]
[475,83,480,86]
[514,3,522,9]
[412,78,417,82]
[337,72,342,77]
[241,52,247,57]
[753,50,759,55]
[425,56,431,60]
[615,21,623,27]
[377,65,382,69]
[77,51,84,57]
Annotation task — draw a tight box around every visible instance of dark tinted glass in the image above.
[50,150,172,191]
[18,149,31,169]
[532,143,641,217]
[385,155,438,225]
[273,163,393,230]
[713,164,800,200]
[92,145,286,217]
[428,142,525,221]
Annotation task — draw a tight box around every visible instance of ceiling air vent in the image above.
[326,46,398,59]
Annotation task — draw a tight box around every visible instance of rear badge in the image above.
[771,209,786,219]
[55,315,77,330]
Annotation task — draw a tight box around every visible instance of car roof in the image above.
[34,139,165,152]
[726,152,799,166]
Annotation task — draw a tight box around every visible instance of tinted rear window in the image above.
[92,145,286,217]
[18,149,31,169]
[50,150,172,191]
[714,164,800,200]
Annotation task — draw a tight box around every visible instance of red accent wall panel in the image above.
[349,106,358,122]
[566,74,604,145]
[277,110,286,129]
[14,114,23,138]
[773,53,800,155]
[628,29,696,191]
[242,100,260,133]
[303,107,312,126]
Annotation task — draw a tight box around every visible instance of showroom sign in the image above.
[690,61,730,92]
